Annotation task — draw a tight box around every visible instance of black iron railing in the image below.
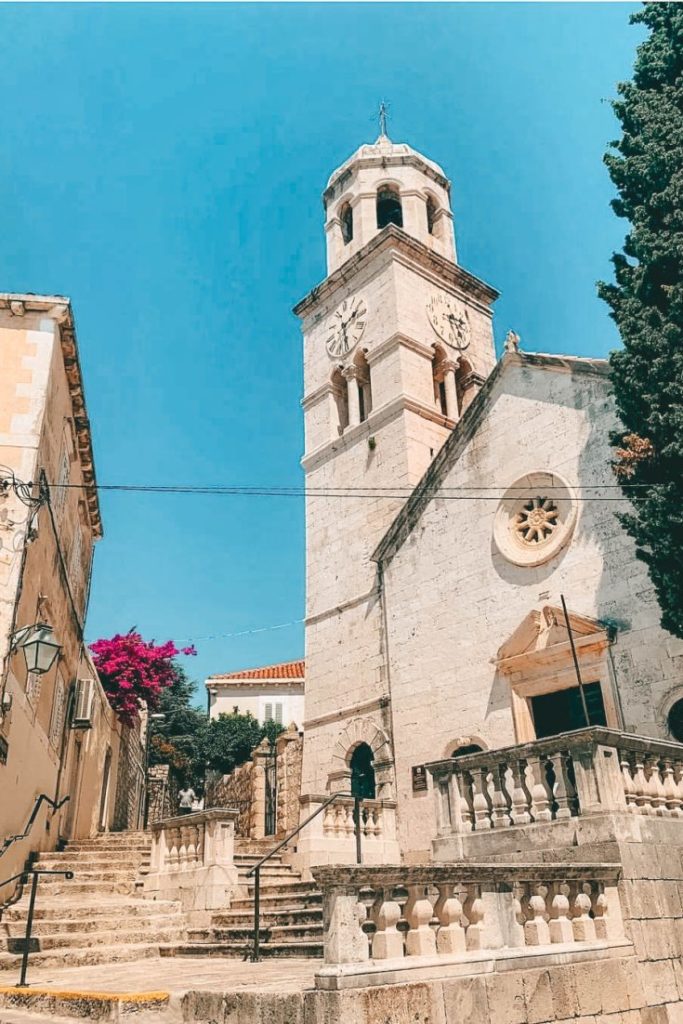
[0,794,69,861]
[245,792,362,962]
[1,867,74,986]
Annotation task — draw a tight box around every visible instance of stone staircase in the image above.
[163,840,324,959]
[0,831,186,973]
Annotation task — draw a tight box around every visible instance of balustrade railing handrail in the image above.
[311,860,623,888]
[426,726,683,774]
[0,794,69,861]
[246,791,355,878]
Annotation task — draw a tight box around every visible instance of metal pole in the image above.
[143,717,152,830]
[354,797,362,864]
[560,594,591,727]
[18,872,38,987]
[252,865,261,962]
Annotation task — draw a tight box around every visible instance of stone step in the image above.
[0,941,161,973]
[4,925,185,952]
[230,890,322,911]
[188,923,322,943]
[35,847,149,864]
[36,869,141,884]
[3,899,181,922]
[244,880,316,894]
[4,910,184,937]
[161,939,323,959]
[211,907,323,927]
[64,839,151,851]
[22,880,137,897]
[0,988,169,1021]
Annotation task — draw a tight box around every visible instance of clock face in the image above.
[325,297,367,359]
[426,293,471,352]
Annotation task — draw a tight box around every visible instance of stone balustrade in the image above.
[144,808,239,917]
[426,727,683,841]
[311,862,628,987]
[322,798,386,841]
[293,795,400,869]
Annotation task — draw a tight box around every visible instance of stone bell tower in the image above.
[292,130,498,865]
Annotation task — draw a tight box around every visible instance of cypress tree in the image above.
[599,2,683,638]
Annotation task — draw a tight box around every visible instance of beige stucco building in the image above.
[0,294,144,903]
[293,133,683,868]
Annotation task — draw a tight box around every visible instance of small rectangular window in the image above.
[264,703,273,722]
[275,703,283,725]
[49,675,67,748]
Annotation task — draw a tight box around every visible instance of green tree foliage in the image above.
[598,3,683,638]
[149,668,286,786]
[201,711,284,775]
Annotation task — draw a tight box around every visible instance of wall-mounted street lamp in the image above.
[10,623,62,676]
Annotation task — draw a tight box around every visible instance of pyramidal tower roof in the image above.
[325,132,450,195]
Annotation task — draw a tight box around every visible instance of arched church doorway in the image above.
[350,743,376,799]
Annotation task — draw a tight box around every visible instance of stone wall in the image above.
[275,727,303,837]
[206,760,255,838]
[111,722,145,831]
[147,763,177,826]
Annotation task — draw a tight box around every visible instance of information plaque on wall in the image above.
[411,764,427,792]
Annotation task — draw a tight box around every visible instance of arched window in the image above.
[376,187,403,230]
[451,743,484,758]
[426,195,438,235]
[331,368,349,435]
[340,202,353,245]
[668,699,683,742]
[355,351,372,423]
[432,346,448,417]
[350,743,376,799]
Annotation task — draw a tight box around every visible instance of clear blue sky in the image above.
[0,3,642,701]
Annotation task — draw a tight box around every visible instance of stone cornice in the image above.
[372,351,611,567]
[293,226,499,319]
[207,677,304,690]
[0,293,103,539]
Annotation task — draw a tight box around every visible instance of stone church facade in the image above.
[293,132,683,868]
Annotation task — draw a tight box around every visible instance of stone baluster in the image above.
[455,769,475,833]
[404,884,437,956]
[620,753,638,812]
[463,889,485,951]
[187,826,197,865]
[661,758,683,817]
[632,758,652,814]
[549,752,577,819]
[674,761,683,809]
[371,887,404,959]
[179,827,189,868]
[510,882,527,948]
[525,890,550,945]
[471,767,493,831]
[646,757,667,816]
[509,760,532,825]
[572,890,596,942]
[527,756,553,823]
[323,804,334,835]
[549,883,574,943]
[195,824,204,864]
[434,883,466,954]
[490,764,512,828]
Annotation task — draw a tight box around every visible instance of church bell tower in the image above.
[293,128,498,864]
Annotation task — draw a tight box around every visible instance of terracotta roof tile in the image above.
[209,659,305,682]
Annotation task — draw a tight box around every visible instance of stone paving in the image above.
[0,956,318,996]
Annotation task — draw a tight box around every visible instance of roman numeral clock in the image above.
[325,297,367,359]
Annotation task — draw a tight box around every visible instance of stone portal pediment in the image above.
[495,605,610,673]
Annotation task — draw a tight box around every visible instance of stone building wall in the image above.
[146,763,177,826]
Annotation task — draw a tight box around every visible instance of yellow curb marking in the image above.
[0,987,169,1004]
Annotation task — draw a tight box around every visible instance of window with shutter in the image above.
[49,675,67,748]
[275,703,283,725]
[264,703,273,722]
[54,449,70,515]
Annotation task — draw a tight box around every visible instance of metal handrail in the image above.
[0,794,69,860]
[0,868,74,986]
[246,791,361,962]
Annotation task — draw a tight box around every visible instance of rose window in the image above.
[493,473,577,567]
[514,497,559,545]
